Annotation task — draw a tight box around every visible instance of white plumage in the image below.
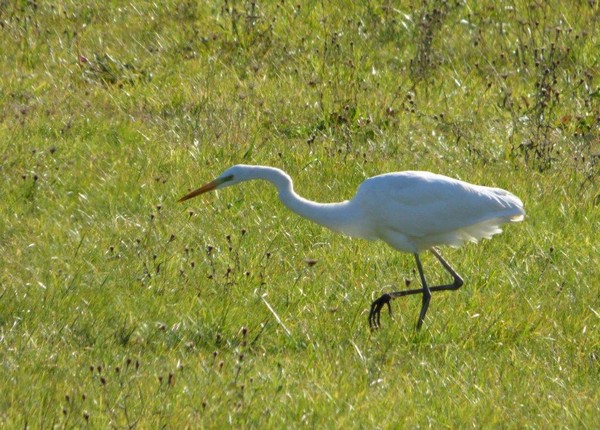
[179,165,525,330]
[353,171,524,252]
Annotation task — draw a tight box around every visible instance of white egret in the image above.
[179,164,525,330]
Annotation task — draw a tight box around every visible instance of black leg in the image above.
[368,248,464,330]
[414,254,431,330]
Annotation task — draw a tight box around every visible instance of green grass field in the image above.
[1,1,598,427]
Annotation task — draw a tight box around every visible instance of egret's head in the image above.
[178,165,249,202]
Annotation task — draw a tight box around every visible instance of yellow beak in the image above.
[178,179,220,202]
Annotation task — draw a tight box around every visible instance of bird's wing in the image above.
[356,171,524,240]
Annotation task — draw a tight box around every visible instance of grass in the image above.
[1,0,599,427]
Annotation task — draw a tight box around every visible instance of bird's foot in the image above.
[368,293,393,330]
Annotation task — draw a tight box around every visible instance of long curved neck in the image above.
[245,166,362,237]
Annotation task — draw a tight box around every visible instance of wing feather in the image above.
[354,171,524,251]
